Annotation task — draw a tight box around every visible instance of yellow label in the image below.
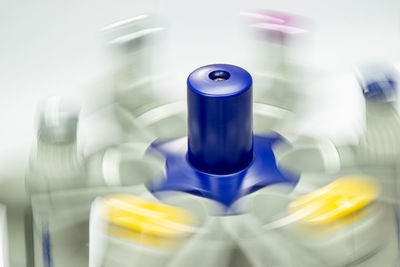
[101,194,197,247]
[288,175,380,226]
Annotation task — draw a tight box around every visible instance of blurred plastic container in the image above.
[241,10,312,134]
[26,96,85,194]
[224,185,321,267]
[105,15,169,116]
[102,15,187,141]
[227,175,398,267]
[32,186,150,267]
[355,61,400,166]
[270,76,400,265]
[164,216,235,267]
[99,13,312,143]
[86,142,164,188]
[29,152,162,267]
[25,96,84,267]
[287,175,398,267]
[274,61,400,181]
[26,96,166,266]
[23,96,85,267]
[89,194,200,267]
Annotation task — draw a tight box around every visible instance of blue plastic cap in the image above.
[187,64,253,174]
[356,62,398,102]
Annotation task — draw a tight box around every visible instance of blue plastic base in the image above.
[147,133,300,207]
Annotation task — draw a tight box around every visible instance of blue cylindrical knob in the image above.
[187,64,253,174]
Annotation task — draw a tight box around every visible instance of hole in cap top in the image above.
[209,70,231,81]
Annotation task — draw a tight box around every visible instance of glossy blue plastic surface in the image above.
[148,133,299,207]
[147,64,299,208]
[187,64,253,174]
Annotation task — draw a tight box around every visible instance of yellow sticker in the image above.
[288,175,380,225]
[101,194,197,246]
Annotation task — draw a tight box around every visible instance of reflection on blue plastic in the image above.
[148,133,299,208]
[187,64,253,174]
